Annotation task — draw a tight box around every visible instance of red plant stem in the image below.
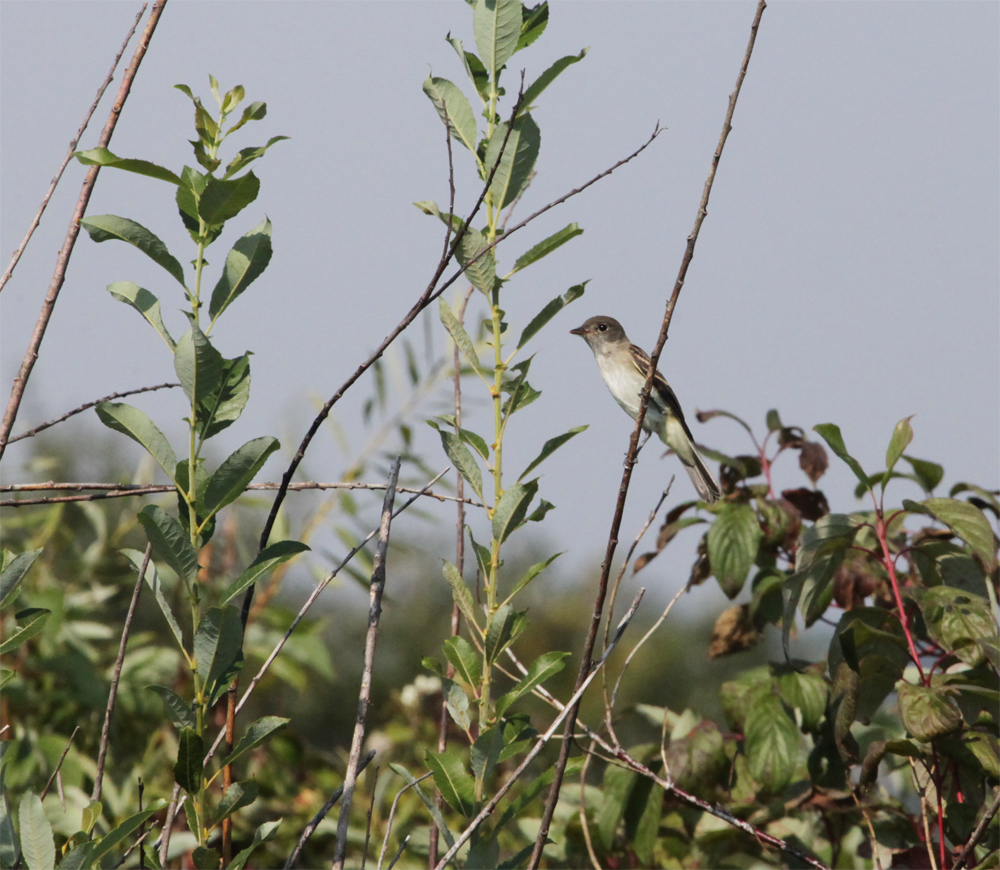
[875,513,926,682]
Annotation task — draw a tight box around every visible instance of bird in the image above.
[570,315,722,503]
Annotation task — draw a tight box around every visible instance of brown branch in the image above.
[333,457,401,870]
[529,3,767,865]
[0,0,169,459]
[0,6,146,295]
[378,772,432,870]
[953,787,1000,870]
[39,725,80,800]
[92,542,151,802]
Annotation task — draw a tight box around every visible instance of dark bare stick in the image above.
[39,726,81,800]
[333,457,401,870]
[529,4,767,865]
[92,542,151,802]
[0,0,169,459]
[0,6,146,294]
[953,788,1000,870]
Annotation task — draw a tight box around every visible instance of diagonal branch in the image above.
[529,3,768,865]
[0,0,169,459]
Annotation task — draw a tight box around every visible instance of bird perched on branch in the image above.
[570,315,721,503]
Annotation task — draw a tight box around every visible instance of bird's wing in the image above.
[628,343,698,442]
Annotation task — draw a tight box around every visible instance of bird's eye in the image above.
[598,323,607,332]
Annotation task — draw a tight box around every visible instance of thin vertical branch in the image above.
[0,6,146,294]
[332,457,402,870]
[221,683,237,864]
[92,542,151,802]
[953,787,1000,870]
[529,3,767,865]
[39,726,80,800]
[0,0,169,458]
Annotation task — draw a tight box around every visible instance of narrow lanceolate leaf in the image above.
[507,552,561,600]
[512,226,584,275]
[202,436,279,517]
[445,35,489,103]
[222,716,289,769]
[74,147,181,184]
[470,726,504,783]
[0,609,50,655]
[122,548,184,650]
[434,428,484,502]
[707,503,763,598]
[519,49,588,113]
[454,224,496,294]
[88,801,167,865]
[443,561,480,631]
[389,763,455,848]
[439,297,483,377]
[0,549,41,607]
[423,77,478,153]
[96,402,177,480]
[884,416,914,484]
[223,135,289,179]
[426,748,476,817]
[443,636,482,688]
[174,728,204,793]
[492,480,538,545]
[147,684,196,730]
[519,426,587,480]
[79,215,186,286]
[197,172,260,225]
[226,819,282,870]
[483,114,540,209]
[108,281,175,349]
[484,604,516,664]
[516,283,587,350]
[137,505,200,583]
[18,792,54,870]
[214,781,259,825]
[516,0,549,51]
[174,324,224,406]
[194,606,244,692]
[496,650,569,716]
[915,498,997,570]
[813,423,870,489]
[209,218,273,321]
[473,0,522,78]
[220,540,310,606]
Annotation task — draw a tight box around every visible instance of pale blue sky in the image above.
[2,1,997,613]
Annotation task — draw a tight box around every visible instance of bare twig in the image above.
[0,0,169,458]
[953,786,1000,870]
[39,726,80,800]
[333,457,402,870]
[92,542,151,802]
[361,766,380,870]
[0,7,146,294]
[378,772,432,870]
[157,784,182,867]
[283,750,377,870]
[386,835,410,870]
[6,383,179,444]
[432,591,645,870]
[530,4,767,864]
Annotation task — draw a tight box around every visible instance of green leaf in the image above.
[222,136,289,180]
[913,585,997,666]
[137,505,200,583]
[0,549,41,607]
[707,503,763,598]
[194,606,244,695]
[453,224,496,294]
[484,603,526,664]
[88,801,167,865]
[443,636,482,688]
[516,282,586,348]
[492,480,538,545]
[519,426,586,479]
[473,0,522,78]
[147,684,196,730]
[744,692,798,792]
[174,728,204,793]
[775,665,828,732]
[74,146,181,184]
[483,114,541,209]
[433,426,484,503]
[0,785,14,870]
[470,725,504,785]
[433,418,490,460]
[914,497,997,569]
[781,551,843,663]
[443,678,472,732]
[796,514,858,565]
[197,173,260,225]
[95,402,177,481]
[423,77,478,152]
[18,792,54,870]
[495,650,568,716]
[512,228,584,276]
[884,416,914,484]
[79,215,185,286]
[220,540,310,606]
[107,281,175,349]
[439,297,483,377]
[501,358,540,417]
[443,561,480,630]
[203,436,279,517]
[222,716,289,769]
[58,843,94,870]
[226,819,281,870]
[122,548,184,650]
[388,764,455,848]
[174,324,224,406]
[426,748,476,817]
[507,552,561,599]
[904,455,944,493]
[0,608,50,655]
[214,781,259,826]
[765,409,783,432]
[209,218,273,321]
[813,423,870,490]
[519,48,588,113]
[445,35,489,103]
[198,353,252,440]
[897,682,962,741]
[516,0,549,51]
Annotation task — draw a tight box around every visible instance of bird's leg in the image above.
[634,429,653,457]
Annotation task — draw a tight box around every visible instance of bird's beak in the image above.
[569,325,587,335]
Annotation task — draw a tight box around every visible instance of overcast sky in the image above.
[2,1,997,617]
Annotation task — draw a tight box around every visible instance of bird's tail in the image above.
[663,416,722,503]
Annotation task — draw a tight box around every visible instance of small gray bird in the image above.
[570,315,722,503]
